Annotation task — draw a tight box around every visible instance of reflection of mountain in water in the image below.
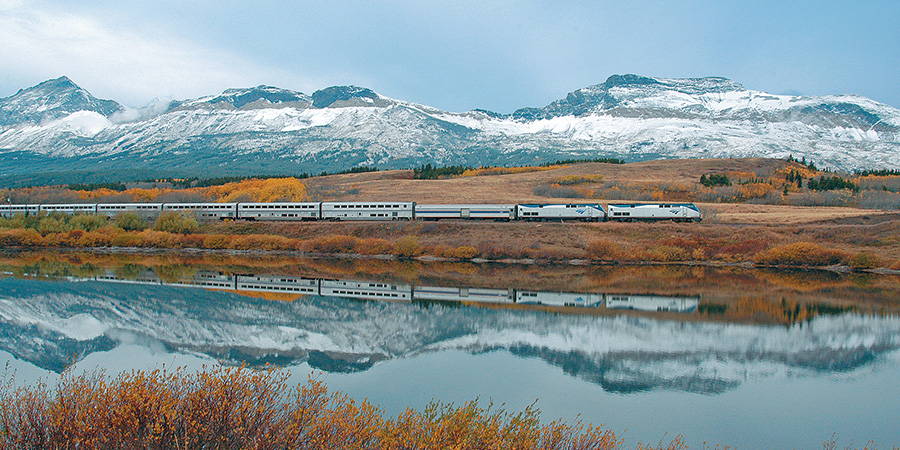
[1,275,898,395]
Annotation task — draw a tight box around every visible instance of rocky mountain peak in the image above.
[602,74,660,88]
[0,76,122,126]
[179,85,313,111]
[311,85,384,108]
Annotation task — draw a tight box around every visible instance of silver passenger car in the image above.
[162,203,238,220]
[237,202,320,221]
[415,204,515,220]
[321,202,414,221]
[39,204,98,214]
[96,203,163,219]
[0,204,40,217]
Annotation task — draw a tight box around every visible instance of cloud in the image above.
[109,98,175,123]
[0,1,308,106]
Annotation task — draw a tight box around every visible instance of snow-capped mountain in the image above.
[2,276,899,395]
[0,76,122,127]
[1,74,898,183]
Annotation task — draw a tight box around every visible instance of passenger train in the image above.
[1,201,701,222]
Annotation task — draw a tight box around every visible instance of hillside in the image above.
[299,158,897,224]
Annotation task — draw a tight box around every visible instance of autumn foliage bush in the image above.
[753,242,848,267]
[306,235,360,253]
[0,366,622,450]
[393,236,424,258]
[354,238,395,256]
[586,239,620,261]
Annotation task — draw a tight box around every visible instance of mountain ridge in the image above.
[1,74,898,184]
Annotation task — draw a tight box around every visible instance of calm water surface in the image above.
[1,253,898,449]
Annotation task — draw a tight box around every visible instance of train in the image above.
[1,201,702,222]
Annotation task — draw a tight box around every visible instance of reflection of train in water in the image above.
[87,270,699,313]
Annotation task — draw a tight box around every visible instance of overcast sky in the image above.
[1,0,898,113]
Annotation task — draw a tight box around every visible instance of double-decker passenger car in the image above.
[0,204,39,217]
[516,204,605,221]
[96,203,162,220]
[237,202,320,221]
[163,203,237,220]
[414,204,515,221]
[40,204,98,214]
[320,202,414,221]
[606,203,701,222]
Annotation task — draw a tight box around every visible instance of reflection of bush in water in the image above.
[21,259,102,278]
[115,263,147,280]
[698,296,856,325]
[850,273,878,288]
[153,265,198,283]
[757,268,845,291]
[698,303,727,315]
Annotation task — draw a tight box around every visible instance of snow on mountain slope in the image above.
[0,75,898,179]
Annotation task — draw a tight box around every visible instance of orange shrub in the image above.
[0,228,45,247]
[736,182,774,199]
[56,229,87,247]
[446,245,478,260]
[586,239,620,260]
[232,234,296,251]
[135,230,177,248]
[202,234,234,249]
[0,366,623,449]
[460,165,562,177]
[354,238,394,255]
[109,232,143,248]
[76,230,112,248]
[306,235,359,254]
[848,252,882,271]
[393,236,424,258]
[754,242,847,267]
[176,233,207,249]
[641,245,691,262]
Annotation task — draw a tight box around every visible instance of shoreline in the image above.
[4,244,900,276]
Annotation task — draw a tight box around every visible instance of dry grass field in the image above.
[295,158,900,268]
[305,158,896,224]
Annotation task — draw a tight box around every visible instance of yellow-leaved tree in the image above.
[205,178,308,202]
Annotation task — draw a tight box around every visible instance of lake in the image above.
[1,251,899,449]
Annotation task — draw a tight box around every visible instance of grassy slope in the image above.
[305,158,892,224]
[295,158,900,265]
